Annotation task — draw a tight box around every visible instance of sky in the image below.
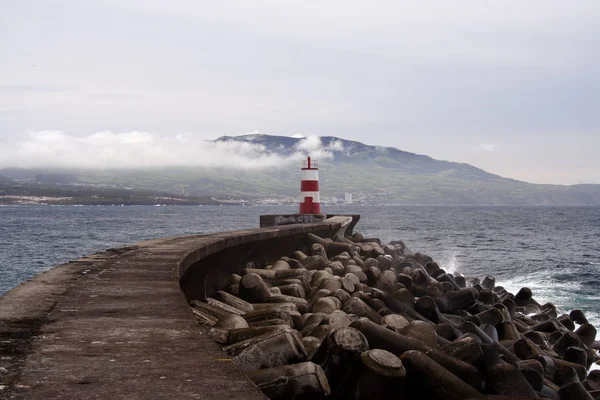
[1,0,599,184]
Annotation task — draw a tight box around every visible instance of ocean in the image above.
[1,205,599,331]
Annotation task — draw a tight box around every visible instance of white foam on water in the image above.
[499,270,580,306]
[442,251,460,276]
[585,310,600,341]
[435,251,600,338]
[498,270,599,340]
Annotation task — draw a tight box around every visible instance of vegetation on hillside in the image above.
[2,135,599,205]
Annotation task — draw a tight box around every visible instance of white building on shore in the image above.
[344,193,353,204]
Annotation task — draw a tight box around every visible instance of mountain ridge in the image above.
[1,134,599,205]
[211,134,600,205]
[217,134,507,180]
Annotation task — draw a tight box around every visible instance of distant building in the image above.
[331,196,338,203]
[345,193,352,204]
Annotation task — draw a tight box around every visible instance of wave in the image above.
[439,251,460,275]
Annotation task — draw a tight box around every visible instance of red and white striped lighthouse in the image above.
[299,156,321,214]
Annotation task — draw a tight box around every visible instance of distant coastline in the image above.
[1,182,599,207]
[0,182,222,206]
[0,196,222,206]
[3,134,600,206]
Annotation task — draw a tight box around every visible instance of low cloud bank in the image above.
[0,131,344,169]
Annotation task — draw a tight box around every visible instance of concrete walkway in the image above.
[0,218,350,399]
[0,235,266,399]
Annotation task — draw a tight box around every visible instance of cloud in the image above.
[295,136,323,153]
[294,136,345,160]
[328,139,345,152]
[478,144,497,152]
[0,131,343,170]
[1,1,598,184]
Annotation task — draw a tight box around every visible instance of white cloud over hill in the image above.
[0,131,343,169]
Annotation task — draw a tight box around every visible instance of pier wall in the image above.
[0,217,351,399]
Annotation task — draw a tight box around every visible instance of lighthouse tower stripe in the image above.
[301,180,319,191]
[301,169,318,180]
[300,191,320,203]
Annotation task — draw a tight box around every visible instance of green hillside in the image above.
[2,135,599,205]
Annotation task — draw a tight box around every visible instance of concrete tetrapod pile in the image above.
[190,231,600,400]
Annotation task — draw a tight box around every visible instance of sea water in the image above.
[1,205,599,330]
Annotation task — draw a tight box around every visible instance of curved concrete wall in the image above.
[179,217,350,302]
[0,218,349,399]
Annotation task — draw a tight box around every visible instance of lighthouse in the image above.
[299,156,321,214]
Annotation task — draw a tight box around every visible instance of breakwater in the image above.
[0,214,598,399]
[192,218,600,399]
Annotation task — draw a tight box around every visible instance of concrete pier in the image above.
[3,212,598,399]
[0,217,353,399]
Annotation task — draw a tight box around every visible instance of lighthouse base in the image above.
[299,200,321,214]
[260,214,326,228]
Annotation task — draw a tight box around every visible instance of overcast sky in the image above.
[1,0,599,184]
